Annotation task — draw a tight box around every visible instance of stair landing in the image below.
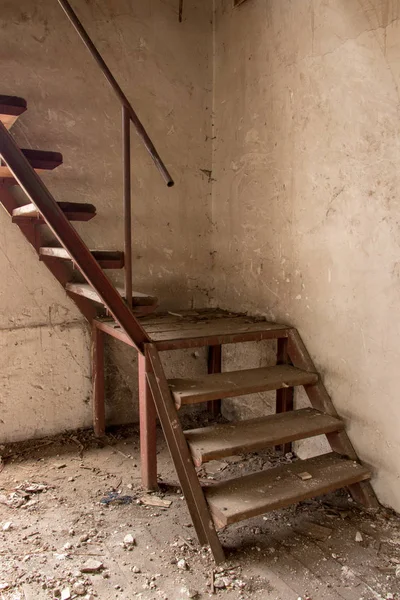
[95,309,291,350]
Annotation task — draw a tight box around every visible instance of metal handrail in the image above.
[57,0,174,302]
[57,0,174,188]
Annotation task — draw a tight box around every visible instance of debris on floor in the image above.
[0,423,399,599]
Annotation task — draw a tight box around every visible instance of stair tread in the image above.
[0,95,27,129]
[0,148,62,180]
[40,247,124,269]
[66,282,158,307]
[185,408,344,465]
[169,365,318,407]
[12,201,96,222]
[204,453,371,528]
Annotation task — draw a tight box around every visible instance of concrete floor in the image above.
[0,423,399,600]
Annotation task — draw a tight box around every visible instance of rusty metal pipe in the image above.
[57,0,174,187]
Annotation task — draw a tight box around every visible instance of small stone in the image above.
[131,566,141,573]
[63,542,73,550]
[54,463,67,469]
[80,559,103,573]
[61,588,71,600]
[177,558,188,570]
[214,577,231,589]
[79,534,89,543]
[186,588,199,598]
[355,531,363,543]
[297,471,312,481]
[54,589,61,598]
[2,522,12,531]
[73,582,86,596]
[123,533,135,546]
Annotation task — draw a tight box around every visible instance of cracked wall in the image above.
[0,0,213,441]
[212,0,400,511]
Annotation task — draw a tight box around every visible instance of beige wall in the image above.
[2,0,399,513]
[0,0,213,441]
[212,0,400,511]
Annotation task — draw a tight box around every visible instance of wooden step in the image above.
[185,408,344,466]
[0,95,27,129]
[66,282,158,311]
[40,247,124,269]
[0,148,62,181]
[204,453,371,529]
[168,365,318,408]
[12,201,97,223]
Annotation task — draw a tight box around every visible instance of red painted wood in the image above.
[276,337,294,454]
[138,352,158,490]
[207,345,222,416]
[92,325,105,437]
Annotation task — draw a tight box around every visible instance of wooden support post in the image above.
[146,344,225,563]
[276,338,294,454]
[92,324,105,437]
[207,345,222,417]
[138,352,158,490]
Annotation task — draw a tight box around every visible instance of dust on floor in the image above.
[0,422,399,600]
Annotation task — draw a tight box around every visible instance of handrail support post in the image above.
[122,105,133,308]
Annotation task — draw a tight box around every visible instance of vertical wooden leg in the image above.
[207,345,222,417]
[92,324,105,437]
[138,352,158,491]
[146,344,225,563]
[276,338,294,454]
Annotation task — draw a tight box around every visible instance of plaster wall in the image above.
[0,0,213,442]
[212,0,400,511]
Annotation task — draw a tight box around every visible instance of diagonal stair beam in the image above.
[145,343,226,563]
[0,121,149,354]
[286,329,378,508]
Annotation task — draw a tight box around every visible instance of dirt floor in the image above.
[0,418,399,600]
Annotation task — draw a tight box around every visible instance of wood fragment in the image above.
[210,570,215,594]
[295,521,333,541]
[297,471,313,481]
[140,494,172,508]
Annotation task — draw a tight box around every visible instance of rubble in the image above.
[123,533,135,547]
[0,427,399,600]
[177,558,188,570]
[80,560,104,573]
[61,587,71,600]
[73,582,86,595]
[297,471,313,481]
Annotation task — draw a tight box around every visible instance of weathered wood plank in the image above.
[204,453,371,529]
[185,408,344,466]
[40,247,124,269]
[169,365,318,407]
[12,201,96,223]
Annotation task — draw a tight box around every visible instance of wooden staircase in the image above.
[0,7,378,563]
